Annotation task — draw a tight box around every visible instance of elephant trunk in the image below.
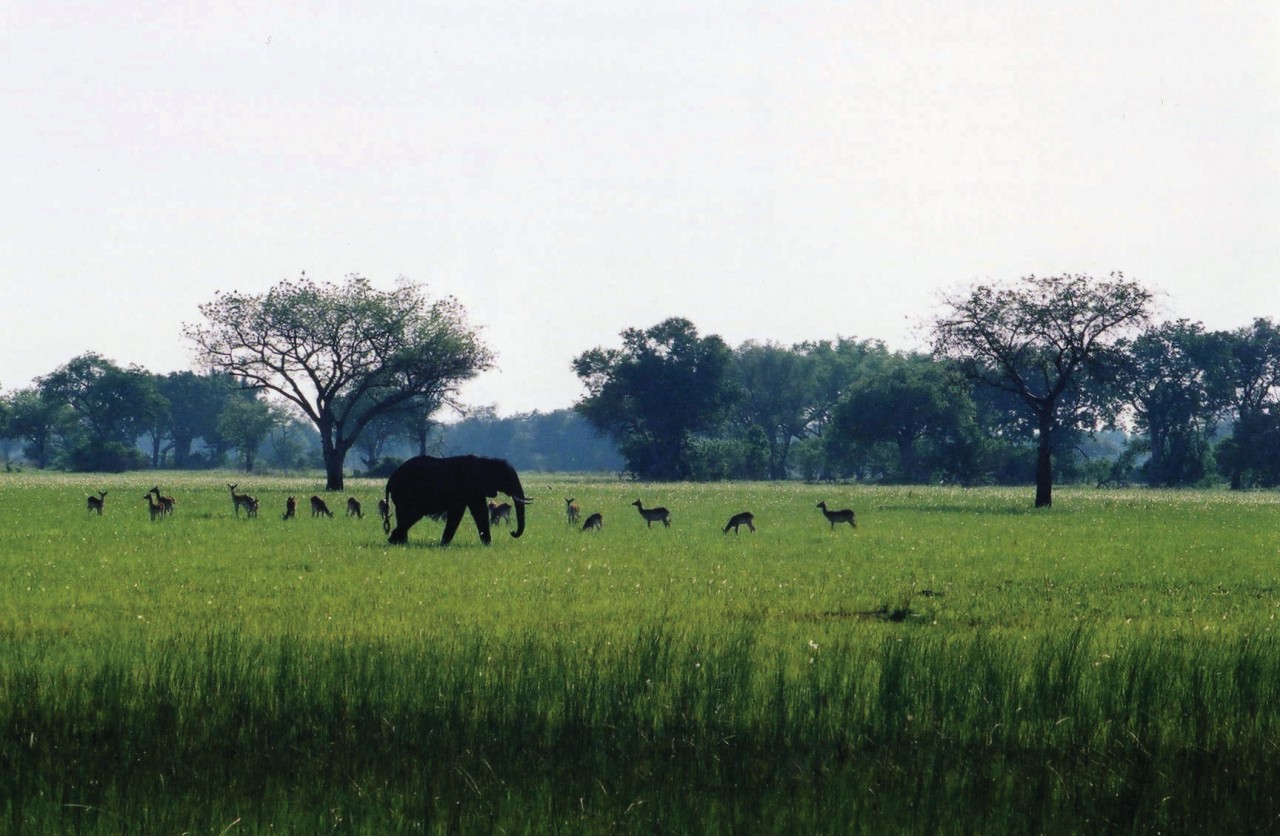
[512,496,526,538]
[509,474,528,539]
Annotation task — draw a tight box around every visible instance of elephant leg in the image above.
[469,497,493,545]
[440,507,468,546]
[388,510,422,545]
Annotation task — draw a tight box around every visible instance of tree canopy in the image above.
[573,317,737,480]
[184,274,491,490]
[931,273,1154,506]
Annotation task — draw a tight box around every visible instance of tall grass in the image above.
[3,473,1280,831]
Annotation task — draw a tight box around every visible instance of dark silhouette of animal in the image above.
[723,511,755,533]
[282,496,297,520]
[86,490,107,515]
[378,498,391,533]
[148,486,175,515]
[228,484,257,518]
[310,495,333,518]
[581,512,603,531]
[143,492,166,522]
[385,454,531,546]
[817,501,856,529]
[346,497,363,518]
[489,501,512,526]
[565,498,581,525]
[632,500,671,528]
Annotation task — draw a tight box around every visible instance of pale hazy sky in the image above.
[3,2,1278,416]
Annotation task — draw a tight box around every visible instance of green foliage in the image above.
[4,474,1280,831]
[185,274,492,490]
[931,273,1155,506]
[574,317,738,480]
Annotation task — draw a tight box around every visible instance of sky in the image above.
[3,1,1278,417]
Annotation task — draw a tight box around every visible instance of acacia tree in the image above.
[573,317,737,480]
[184,274,492,490]
[931,273,1153,507]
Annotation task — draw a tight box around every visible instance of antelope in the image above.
[143,491,167,522]
[346,497,363,518]
[378,498,391,534]
[489,501,512,526]
[86,490,107,515]
[149,486,175,515]
[723,511,755,534]
[310,495,334,518]
[228,484,257,518]
[565,498,581,525]
[632,500,671,528]
[282,496,297,520]
[816,501,856,529]
[581,512,603,531]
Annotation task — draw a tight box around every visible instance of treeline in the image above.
[570,314,1280,490]
[6,315,1280,489]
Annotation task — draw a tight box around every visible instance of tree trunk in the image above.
[1035,407,1053,508]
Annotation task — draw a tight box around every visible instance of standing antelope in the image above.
[723,511,755,534]
[816,501,857,529]
[228,484,257,518]
[632,500,671,528]
[282,496,297,520]
[378,498,391,534]
[143,491,167,522]
[581,512,603,531]
[565,498,581,525]
[489,501,512,526]
[86,490,108,515]
[346,497,363,518]
[310,495,334,518]
[149,486,175,515]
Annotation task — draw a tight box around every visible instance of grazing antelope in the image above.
[86,490,107,515]
[143,491,167,522]
[816,501,856,529]
[282,496,297,520]
[723,511,755,534]
[581,512,603,531]
[378,498,391,534]
[632,500,671,528]
[228,484,257,518]
[310,495,333,518]
[489,501,512,526]
[346,497,363,518]
[565,498,581,525]
[149,486,175,515]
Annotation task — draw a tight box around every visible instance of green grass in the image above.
[3,473,1280,832]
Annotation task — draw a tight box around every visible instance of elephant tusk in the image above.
[515,496,534,504]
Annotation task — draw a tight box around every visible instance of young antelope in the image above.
[489,501,512,526]
[310,495,334,518]
[816,501,856,529]
[282,496,297,520]
[86,490,108,515]
[632,500,671,528]
[143,491,167,522]
[723,511,755,533]
[228,484,257,518]
[565,498,581,525]
[581,512,603,531]
[346,497,363,518]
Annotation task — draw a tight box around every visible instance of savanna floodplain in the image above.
[4,473,1280,833]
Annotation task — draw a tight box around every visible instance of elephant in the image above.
[384,454,531,546]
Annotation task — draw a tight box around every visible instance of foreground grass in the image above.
[3,473,1280,832]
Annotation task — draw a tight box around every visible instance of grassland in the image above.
[3,472,1280,833]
